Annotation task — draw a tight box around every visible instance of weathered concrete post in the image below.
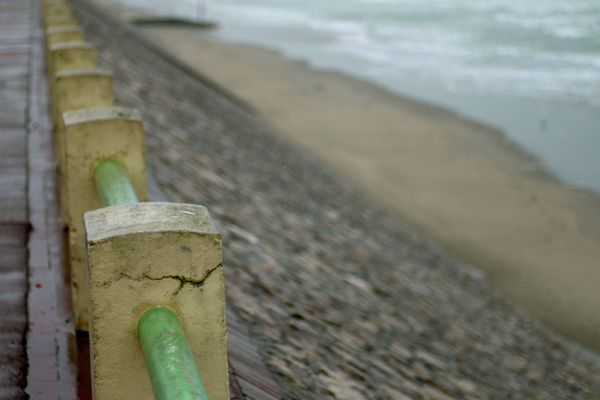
[85,202,229,400]
[43,15,78,28]
[41,0,71,8]
[42,1,76,26]
[48,42,96,75]
[46,43,98,146]
[52,69,112,127]
[45,26,84,49]
[41,4,73,20]
[42,1,71,9]
[52,69,113,216]
[61,107,147,330]
[45,26,84,67]
[41,6,75,32]
[41,0,70,6]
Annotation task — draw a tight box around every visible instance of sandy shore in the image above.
[135,27,600,351]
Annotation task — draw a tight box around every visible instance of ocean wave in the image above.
[206,0,599,106]
[120,0,600,191]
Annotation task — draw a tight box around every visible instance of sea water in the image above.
[125,0,600,193]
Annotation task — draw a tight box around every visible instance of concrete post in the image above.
[45,26,84,68]
[84,202,229,400]
[62,107,147,330]
[45,26,84,49]
[48,42,96,75]
[52,69,112,127]
[41,0,71,8]
[43,15,78,28]
[41,0,70,5]
[47,42,96,107]
[41,5,73,20]
[52,69,113,217]
[42,7,74,32]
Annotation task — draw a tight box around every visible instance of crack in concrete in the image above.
[97,263,222,296]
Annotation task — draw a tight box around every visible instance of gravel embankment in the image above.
[74,1,600,398]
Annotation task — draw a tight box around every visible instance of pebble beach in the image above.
[76,0,600,398]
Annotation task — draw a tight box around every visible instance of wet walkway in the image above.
[0,0,33,398]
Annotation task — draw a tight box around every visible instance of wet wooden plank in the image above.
[0,0,33,398]
[0,129,27,223]
[0,44,29,128]
[0,3,30,225]
[0,224,28,397]
[24,1,78,398]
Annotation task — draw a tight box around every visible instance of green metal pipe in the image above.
[93,159,138,206]
[137,306,209,400]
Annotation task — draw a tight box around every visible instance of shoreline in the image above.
[73,0,600,395]
[86,1,600,353]
[139,27,600,352]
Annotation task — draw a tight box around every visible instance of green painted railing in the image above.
[93,161,209,399]
[137,307,209,400]
[93,159,138,206]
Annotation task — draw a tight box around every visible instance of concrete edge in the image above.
[55,67,112,78]
[84,202,218,242]
[62,106,141,126]
[49,40,93,51]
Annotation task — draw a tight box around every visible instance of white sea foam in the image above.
[195,0,599,105]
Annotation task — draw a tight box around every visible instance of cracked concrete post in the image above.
[52,69,113,215]
[62,106,147,330]
[84,202,229,400]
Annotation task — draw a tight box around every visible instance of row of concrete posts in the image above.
[42,1,229,398]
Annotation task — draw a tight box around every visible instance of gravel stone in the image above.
[73,2,600,399]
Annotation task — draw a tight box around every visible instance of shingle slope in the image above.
[74,1,600,398]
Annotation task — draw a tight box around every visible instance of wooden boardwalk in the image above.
[0,0,32,398]
[25,0,77,397]
[0,0,283,398]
